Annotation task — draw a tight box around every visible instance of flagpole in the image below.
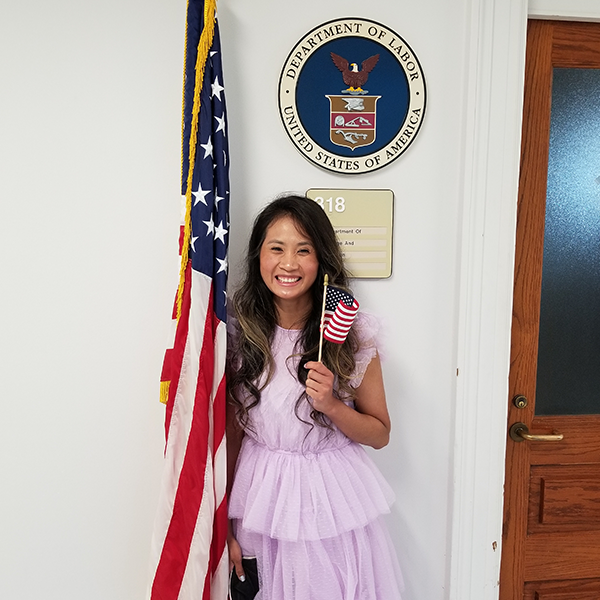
[318,274,329,363]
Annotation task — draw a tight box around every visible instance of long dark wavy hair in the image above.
[228,194,359,432]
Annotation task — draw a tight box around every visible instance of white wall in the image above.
[221,3,466,599]
[0,1,184,598]
[2,1,588,600]
[0,1,465,600]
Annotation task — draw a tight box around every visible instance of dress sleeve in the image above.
[348,312,382,389]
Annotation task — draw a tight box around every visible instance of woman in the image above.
[227,194,403,600]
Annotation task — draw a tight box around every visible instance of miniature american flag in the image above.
[323,285,360,343]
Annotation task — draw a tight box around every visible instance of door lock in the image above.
[512,394,528,409]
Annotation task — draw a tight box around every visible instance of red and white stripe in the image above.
[148,263,228,600]
[323,299,360,344]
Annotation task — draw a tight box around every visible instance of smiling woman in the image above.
[225,194,403,600]
[259,215,320,327]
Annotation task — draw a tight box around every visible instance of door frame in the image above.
[450,2,600,600]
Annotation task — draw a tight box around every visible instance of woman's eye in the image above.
[298,248,311,255]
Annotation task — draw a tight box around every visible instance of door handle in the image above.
[509,422,564,442]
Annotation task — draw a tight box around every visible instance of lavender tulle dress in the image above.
[228,314,404,600]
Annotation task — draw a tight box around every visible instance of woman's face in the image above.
[259,215,320,312]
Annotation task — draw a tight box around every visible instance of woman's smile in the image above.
[276,275,301,284]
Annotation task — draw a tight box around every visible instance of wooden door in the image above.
[500,20,600,600]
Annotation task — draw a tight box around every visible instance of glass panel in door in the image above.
[536,67,600,415]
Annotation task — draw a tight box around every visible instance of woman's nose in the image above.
[280,251,297,269]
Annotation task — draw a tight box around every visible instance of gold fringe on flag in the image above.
[176,0,217,322]
[159,380,170,405]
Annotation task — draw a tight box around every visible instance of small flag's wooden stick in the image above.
[317,274,329,363]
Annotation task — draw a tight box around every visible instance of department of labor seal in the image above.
[278,17,426,175]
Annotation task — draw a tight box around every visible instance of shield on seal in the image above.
[326,95,381,150]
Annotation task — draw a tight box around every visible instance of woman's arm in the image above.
[305,354,391,449]
[226,398,246,580]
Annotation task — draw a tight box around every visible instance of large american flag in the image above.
[323,285,359,344]
[148,1,229,598]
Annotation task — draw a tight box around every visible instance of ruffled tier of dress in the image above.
[228,435,395,542]
[234,516,404,600]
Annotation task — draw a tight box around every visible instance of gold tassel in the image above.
[176,0,217,321]
[160,380,171,405]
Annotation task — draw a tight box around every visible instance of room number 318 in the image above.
[314,196,346,213]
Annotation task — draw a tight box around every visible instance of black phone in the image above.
[229,557,259,600]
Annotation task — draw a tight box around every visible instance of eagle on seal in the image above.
[330,52,380,92]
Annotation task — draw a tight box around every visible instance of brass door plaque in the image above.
[306,188,394,278]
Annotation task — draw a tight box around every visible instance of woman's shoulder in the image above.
[352,311,381,345]
[226,311,240,334]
